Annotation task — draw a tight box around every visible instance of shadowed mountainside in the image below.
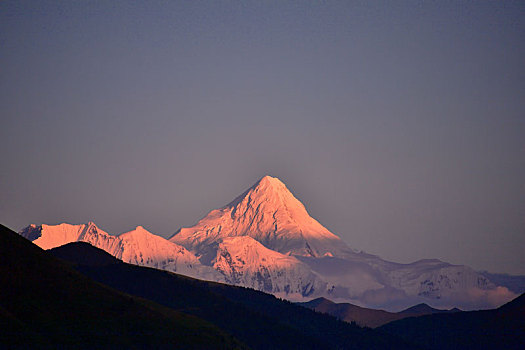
[379,292,525,350]
[0,224,243,349]
[398,303,461,316]
[298,297,459,328]
[48,241,416,350]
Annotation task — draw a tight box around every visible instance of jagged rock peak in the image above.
[19,222,110,250]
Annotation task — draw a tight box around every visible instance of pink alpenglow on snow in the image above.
[213,236,326,298]
[19,175,518,311]
[170,175,352,261]
[19,222,222,281]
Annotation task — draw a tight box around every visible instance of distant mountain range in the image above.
[4,223,524,349]
[298,297,460,328]
[19,175,522,311]
[1,223,413,349]
[379,292,525,350]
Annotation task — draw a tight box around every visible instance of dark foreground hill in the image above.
[379,292,525,350]
[299,297,459,328]
[0,224,243,349]
[48,241,415,350]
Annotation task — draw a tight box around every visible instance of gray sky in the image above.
[1,1,524,274]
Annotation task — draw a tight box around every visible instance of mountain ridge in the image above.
[379,292,525,349]
[47,240,416,349]
[0,224,243,349]
[18,175,520,311]
[19,222,222,281]
[299,297,460,328]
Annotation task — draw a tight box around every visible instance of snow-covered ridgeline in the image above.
[19,222,222,281]
[19,175,518,310]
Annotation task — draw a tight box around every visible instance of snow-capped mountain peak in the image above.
[170,175,351,259]
[226,175,292,208]
[119,225,150,238]
[19,222,224,282]
[17,176,518,311]
[19,222,109,250]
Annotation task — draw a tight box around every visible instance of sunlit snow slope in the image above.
[169,175,517,310]
[19,175,518,310]
[19,222,221,281]
[170,176,352,262]
[213,236,326,297]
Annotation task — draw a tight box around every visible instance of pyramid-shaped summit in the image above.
[170,175,352,262]
[225,175,290,207]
